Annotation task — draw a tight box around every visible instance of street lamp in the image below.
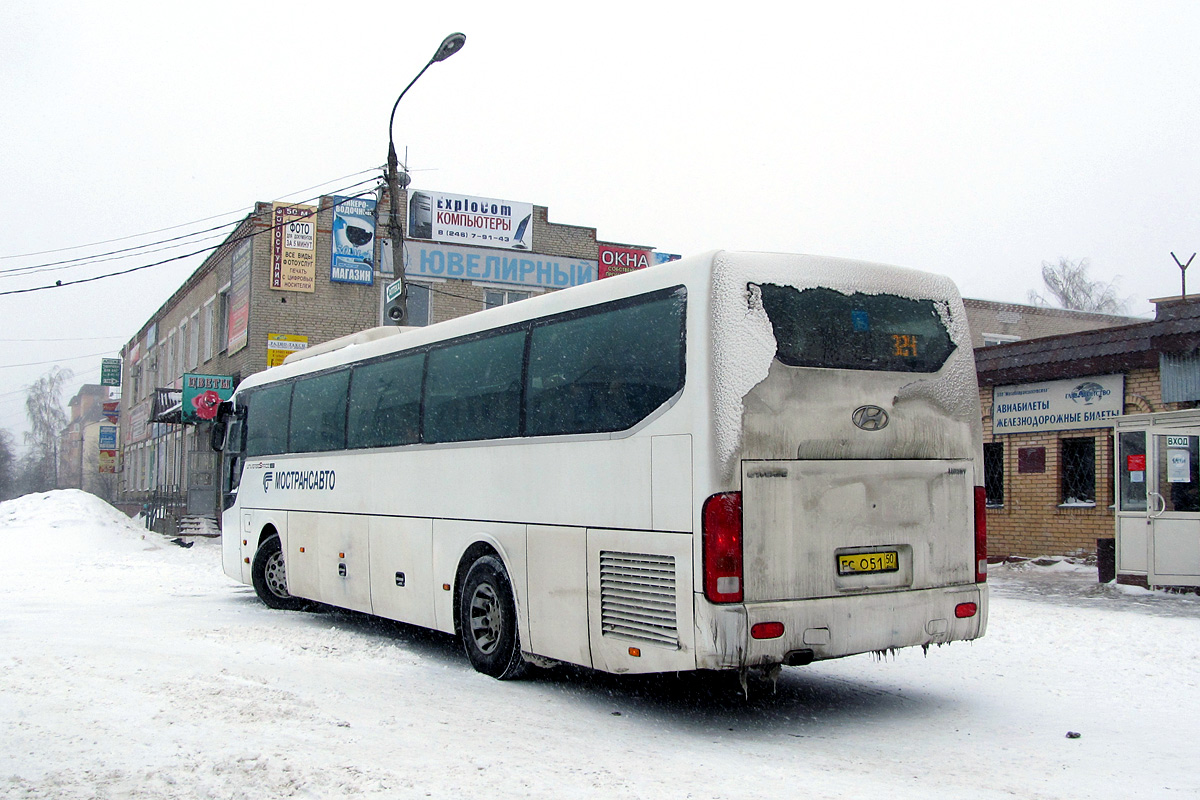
[385,32,467,326]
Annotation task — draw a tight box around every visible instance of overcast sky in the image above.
[3,2,1200,447]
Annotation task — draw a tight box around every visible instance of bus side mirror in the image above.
[210,401,233,452]
[210,420,227,452]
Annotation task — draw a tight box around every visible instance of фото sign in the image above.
[271,203,317,292]
[182,374,235,424]
[330,195,376,285]
[407,241,597,289]
[408,190,533,251]
[993,374,1124,434]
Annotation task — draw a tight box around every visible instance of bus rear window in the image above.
[756,284,956,373]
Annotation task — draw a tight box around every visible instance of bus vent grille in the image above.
[599,551,678,648]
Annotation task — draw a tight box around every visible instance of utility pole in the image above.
[386,146,410,325]
[384,32,466,326]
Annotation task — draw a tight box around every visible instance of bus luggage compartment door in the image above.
[741,459,975,603]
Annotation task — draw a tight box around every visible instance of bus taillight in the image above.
[974,486,988,583]
[703,491,743,603]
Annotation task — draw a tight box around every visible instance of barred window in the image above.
[1061,437,1096,505]
[983,442,1004,507]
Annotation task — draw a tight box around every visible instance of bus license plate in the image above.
[837,551,899,576]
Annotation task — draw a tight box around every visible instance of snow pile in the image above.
[0,489,159,554]
[1,489,142,532]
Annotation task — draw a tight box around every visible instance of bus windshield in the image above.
[756,283,956,373]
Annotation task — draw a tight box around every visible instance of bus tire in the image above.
[251,535,308,611]
[459,555,528,680]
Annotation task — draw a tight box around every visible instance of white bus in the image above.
[213,250,988,681]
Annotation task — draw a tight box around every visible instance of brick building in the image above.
[976,296,1200,587]
[963,299,1140,348]
[116,187,666,528]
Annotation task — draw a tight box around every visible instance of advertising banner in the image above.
[993,374,1124,434]
[98,450,117,474]
[100,358,122,386]
[102,401,119,424]
[182,374,235,424]
[98,425,118,449]
[330,195,376,285]
[408,190,533,251]
[407,241,597,289]
[598,245,681,279]
[129,401,150,444]
[271,203,317,292]
[267,334,308,368]
[227,240,251,354]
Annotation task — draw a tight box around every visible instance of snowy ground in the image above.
[2,491,1198,800]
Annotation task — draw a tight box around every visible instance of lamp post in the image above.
[385,32,467,325]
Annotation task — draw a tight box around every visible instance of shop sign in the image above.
[407,241,597,289]
[267,334,308,368]
[993,374,1124,434]
[408,190,533,251]
[101,358,122,386]
[330,195,376,285]
[271,203,317,292]
[182,374,235,423]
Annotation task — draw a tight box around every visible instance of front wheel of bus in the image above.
[459,555,528,680]
[251,535,308,611]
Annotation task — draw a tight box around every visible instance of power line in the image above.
[0,336,126,343]
[0,183,381,298]
[0,166,381,261]
[0,349,118,370]
[0,174,380,280]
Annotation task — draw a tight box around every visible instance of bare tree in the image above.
[22,367,73,493]
[0,429,16,501]
[1028,257,1130,314]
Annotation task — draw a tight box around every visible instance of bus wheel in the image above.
[251,535,308,611]
[459,555,528,680]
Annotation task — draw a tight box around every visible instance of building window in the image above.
[408,283,432,326]
[178,321,188,377]
[1061,437,1096,506]
[981,333,1021,347]
[166,333,176,385]
[219,287,231,352]
[484,289,530,310]
[188,311,200,370]
[202,299,214,362]
[984,442,1004,507]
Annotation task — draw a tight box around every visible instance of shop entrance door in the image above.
[1115,414,1200,587]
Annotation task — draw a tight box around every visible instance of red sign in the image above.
[102,402,119,424]
[1127,454,1146,472]
[598,244,653,280]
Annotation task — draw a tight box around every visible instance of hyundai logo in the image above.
[852,405,889,431]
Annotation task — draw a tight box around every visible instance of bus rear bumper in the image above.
[694,584,988,671]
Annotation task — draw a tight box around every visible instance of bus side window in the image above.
[289,370,350,453]
[425,330,525,443]
[244,383,293,457]
[526,290,685,436]
[347,352,424,448]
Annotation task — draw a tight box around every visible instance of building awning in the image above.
[151,389,183,424]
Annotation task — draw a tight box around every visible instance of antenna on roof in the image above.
[1171,252,1195,298]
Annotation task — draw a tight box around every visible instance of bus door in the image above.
[1117,425,1200,586]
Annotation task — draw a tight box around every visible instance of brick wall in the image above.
[981,366,1191,557]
